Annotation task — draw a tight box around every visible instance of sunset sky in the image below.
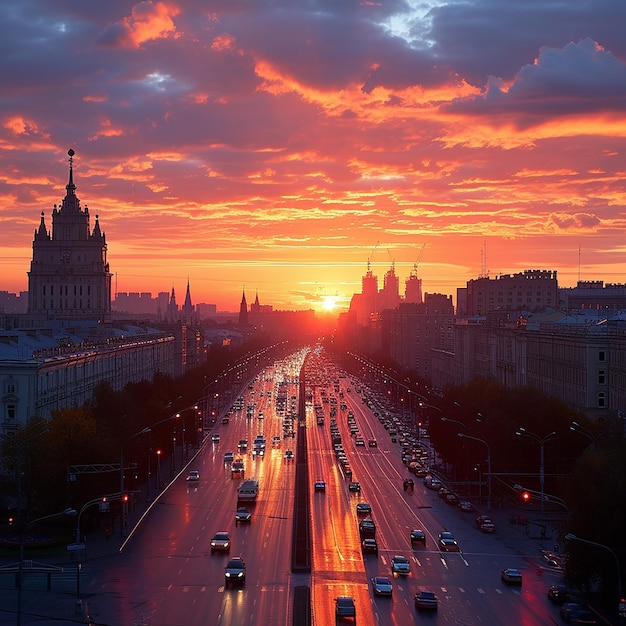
[1,1,625,313]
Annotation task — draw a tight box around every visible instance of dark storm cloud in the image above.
[427,0,626,87]
[445,38,626,121]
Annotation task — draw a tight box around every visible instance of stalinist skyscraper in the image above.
[27,149,112,322]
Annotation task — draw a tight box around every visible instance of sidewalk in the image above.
[0,448,198,626]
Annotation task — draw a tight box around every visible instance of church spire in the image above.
[239,287,249,326]
[182,277,194,321]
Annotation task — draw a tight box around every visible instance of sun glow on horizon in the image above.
[321,295,340,312]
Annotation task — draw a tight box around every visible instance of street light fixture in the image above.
[441,417,466,429]
[569,421,595,446]
[458,432,492,511]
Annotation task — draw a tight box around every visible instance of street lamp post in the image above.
[458,433,492,511]
[516,427,556,536]
[565,533,623,623]
[176,412,186,463]
[156,449,162,488]
[120,426,151,526]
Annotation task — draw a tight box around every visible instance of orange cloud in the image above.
[3,116,48,138]
[101,1,180,49]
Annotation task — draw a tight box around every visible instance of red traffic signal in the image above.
[521,491,531,503]
[122,493,129,503]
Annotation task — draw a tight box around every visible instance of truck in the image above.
[237,478,259,503]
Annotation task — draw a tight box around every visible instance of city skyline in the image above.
[1,1,625,313]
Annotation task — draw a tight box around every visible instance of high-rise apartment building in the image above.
[27,149,112,321]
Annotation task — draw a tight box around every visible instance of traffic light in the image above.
[122,493,129,503]
[521,491,531,503]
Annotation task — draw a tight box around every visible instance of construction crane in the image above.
[367,241,380,272]
[411,244,426,277]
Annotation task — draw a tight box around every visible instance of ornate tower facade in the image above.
[27,149,112,321]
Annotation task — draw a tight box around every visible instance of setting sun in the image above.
[321,295,339,312]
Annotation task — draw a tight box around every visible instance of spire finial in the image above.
[67,148,76,191]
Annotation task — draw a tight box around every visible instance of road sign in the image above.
[67,543,86,551]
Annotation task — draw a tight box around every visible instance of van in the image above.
[237,479,259,502]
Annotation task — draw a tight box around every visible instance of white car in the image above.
[211,433,220,443]
[186,470,200,482]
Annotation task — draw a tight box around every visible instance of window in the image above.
[597,392,606,408]
[598,350,606,362]
[598,370,605,385]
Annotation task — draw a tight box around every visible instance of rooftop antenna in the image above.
[480,240,488,278]
[578,245,581,283]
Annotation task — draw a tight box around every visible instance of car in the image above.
[561,603,585,622]
[476,514,492,526]
[356,502,372,515]
[211,433,220,443]
[231,460,245,475]
[445,493,459,505]
[368,438,377,447]
[223,452,234,463]
[410,529,426,546]
[361,538,378,554]
[272,435,281,445]
[478,519,496,533]
[391,555,411,575]
[284,449,294,460]
[314,481,326,492]
[237,439,248,451]
[235,506,252,524]
[335,596,356,618]
[501,568,523,584]
[358,518,376,538]
[438,533,460,552]
[186,470,200,482]
[348,481,361,492]
[224,557,246,586]
[210,531,231,552]
[371,576,393,596]
[541,549,562,568]
[458,500,474,512]
[424,476,442,490]
[414,588,438,610]
[547,584,572,604]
